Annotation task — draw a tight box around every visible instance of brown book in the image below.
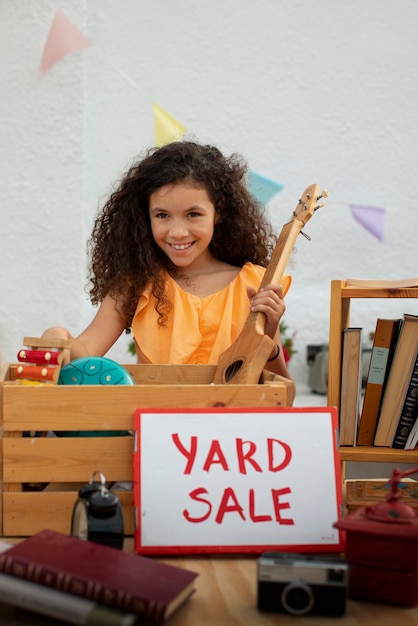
[0,530,198,622]
[356,319,401,445]
[374,314,418,446]
[339,328,363,446]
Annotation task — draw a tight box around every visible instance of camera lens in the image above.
[281,582,314,616]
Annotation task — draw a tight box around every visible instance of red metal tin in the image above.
[334,467,418,606]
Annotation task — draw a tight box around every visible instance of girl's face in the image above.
[149,182,217,271]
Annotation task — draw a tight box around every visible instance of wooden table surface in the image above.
[2,539,418,625]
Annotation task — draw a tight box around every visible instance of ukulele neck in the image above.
[247,218,305,336]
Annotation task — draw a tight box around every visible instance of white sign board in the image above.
[133,407,343,555]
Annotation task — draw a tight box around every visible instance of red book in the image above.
[0,530,198,622]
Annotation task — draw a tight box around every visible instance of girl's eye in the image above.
[188,211,201,218]
[155,212,168,219]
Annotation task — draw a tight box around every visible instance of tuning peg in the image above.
[314,190,328,211]
[300,231,311,240]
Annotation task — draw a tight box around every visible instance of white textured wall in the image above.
[1,0,418,390]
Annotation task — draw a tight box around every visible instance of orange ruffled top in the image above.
[132,262,291,365]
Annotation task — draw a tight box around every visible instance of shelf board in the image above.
[340,446,418,464]
[341,286,418,299]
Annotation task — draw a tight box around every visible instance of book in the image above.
[374,314,418,446]
[339,328,363,446]
[0,530,198,622]
[346,278,418,288]
[391,350,418,449]
[0,571,139,626]
[356,318,401,445]
[345,478,418,513]
[0,540,138,625]
[405,414,418,450]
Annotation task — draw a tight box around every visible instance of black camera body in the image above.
[257,551,348,617]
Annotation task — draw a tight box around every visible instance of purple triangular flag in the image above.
[349,205,386,242]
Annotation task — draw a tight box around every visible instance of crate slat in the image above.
[3,437,132,482]
[2,491,134,537]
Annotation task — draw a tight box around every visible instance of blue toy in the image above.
[59,356,135,386]
[58,357,134,436]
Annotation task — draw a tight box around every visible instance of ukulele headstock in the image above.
[293,184,328,227]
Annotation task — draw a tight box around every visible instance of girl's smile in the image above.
[170,242,194,252]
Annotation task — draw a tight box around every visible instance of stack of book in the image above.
[345,477,418,514]
[0,530,198,625]
[339,305,418,448]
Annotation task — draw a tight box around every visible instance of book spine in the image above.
[0,554,164,621]
[404,420,418,450]
[0,572,138,626]
[373,316,418,446]
[339,328,362,446]
[391,353,418,448]
[357,319,401,446]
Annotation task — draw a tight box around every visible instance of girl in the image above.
[42,141,294,386]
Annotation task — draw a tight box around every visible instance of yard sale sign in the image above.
[133,407,343,554]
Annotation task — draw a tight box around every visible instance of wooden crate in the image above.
[0,363,292,537]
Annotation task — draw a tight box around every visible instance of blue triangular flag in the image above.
[248,171,284,205]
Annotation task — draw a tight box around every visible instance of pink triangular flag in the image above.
[349,205,386,242]
[39,11,92,75]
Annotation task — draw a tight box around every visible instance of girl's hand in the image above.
[246,283,286,339]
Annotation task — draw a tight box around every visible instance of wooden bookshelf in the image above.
[327,280,418,469]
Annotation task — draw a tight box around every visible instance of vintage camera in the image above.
[257,551,348,616]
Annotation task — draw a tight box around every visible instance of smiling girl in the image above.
[42,141,294,385]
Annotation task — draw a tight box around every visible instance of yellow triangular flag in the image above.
[153,103,186,147]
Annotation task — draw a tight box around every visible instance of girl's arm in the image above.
[42,293,127,365]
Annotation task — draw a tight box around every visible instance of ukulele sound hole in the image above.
[224,360,244,382]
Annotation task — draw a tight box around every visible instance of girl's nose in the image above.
[169,221,188,238]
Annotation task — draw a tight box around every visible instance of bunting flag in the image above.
[349,204,386,242]
[39,11,92,75]
[153,103,186,146]
[248,171,284,205]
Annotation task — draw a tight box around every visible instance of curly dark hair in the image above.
[88,140,277,326]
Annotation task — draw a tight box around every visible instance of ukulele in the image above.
[213,183,328,385]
